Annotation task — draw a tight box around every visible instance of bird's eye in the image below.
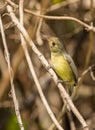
[52,42,55,46]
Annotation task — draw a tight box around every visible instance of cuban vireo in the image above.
[48,37,78,93]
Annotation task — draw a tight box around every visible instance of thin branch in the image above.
[36,17,43,45]
[67,111,76,130]
[6,0,95,32]
[72,63,95,99]
[19,1,64,130]
[84,0,94,69]
[90,68,95,81]
[48,104,67,130]
[36,0,50,45]
[0,15,24,130]
[78,64,95,83]
[7,5,89,130]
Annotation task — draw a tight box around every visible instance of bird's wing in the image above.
[64,53,78,79]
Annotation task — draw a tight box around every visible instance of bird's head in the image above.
[48,37,64,53]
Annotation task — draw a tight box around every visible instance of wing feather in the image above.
[64,53,78,80]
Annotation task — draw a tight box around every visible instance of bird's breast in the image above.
[51,53,76,86]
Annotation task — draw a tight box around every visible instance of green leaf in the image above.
[6,115,27,130]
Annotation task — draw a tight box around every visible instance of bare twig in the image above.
[84,0,94,69]
[48,104,67,130]
[67,111,76,130]
[72,63,95,99]
[19,1,64,130]
[36,0,50,45]
[7,5,89,130]
[90,70,95,81]
[0,15,24,130]
[78,64,95,83]
[36,17,43,45]
[6,0,95,32]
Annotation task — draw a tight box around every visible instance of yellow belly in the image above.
[51,54,75,87]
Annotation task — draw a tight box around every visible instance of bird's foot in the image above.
[46,65,53,70]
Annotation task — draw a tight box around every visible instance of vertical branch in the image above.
[84,0,94,69]
[67,111,76,130]
[0,15,24,130]
[48,104,67,130]
[19,1,64,130]
[36,0,50,45]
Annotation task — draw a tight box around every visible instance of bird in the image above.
[48,37,78,94]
